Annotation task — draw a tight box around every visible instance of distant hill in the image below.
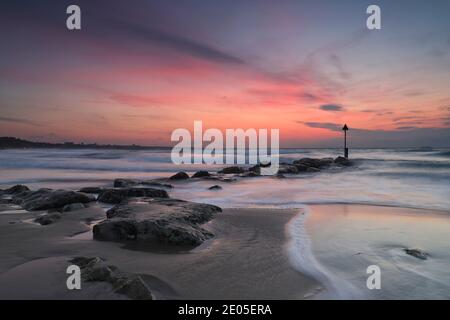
[0,137,170,150]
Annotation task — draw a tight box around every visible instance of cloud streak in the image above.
[319,104,345,112]
[109,19,245,66]
[0,116,41,127]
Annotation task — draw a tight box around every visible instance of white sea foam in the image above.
[285,206,364,299]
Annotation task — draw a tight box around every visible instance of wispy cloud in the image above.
[300,121,342,131]
[0,116,41,127]
[109,19,245,66]
[319,104,345,112]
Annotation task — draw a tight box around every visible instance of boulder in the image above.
[4,185,30,195]
[219,166,245,174]
[240,171,259,177]
[293,163,309,172]
[277,164,299,174]
[35,212,62,225]
[62,202,87,212]
[97,189,128,204]
[79,187,104,194]
[169,172,190,180]
[94,198,221,246]
[13,189,92,211]
[126,188,169,198]
[293,158,333,169]
[141,181,173,189]
[68,257,153,300]
[114,179,139,188]
[404,248,429,260]
[208,185,222,190]
[334,156,352,166]
[192,171,211,178]
[98,188,169,204]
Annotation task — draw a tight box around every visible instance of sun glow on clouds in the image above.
[1,0,449,147]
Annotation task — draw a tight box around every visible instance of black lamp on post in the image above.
[342,124,349,158]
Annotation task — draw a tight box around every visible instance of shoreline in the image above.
[1,199,450,299]
[293,204,450,299]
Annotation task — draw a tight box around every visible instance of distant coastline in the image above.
[0,137,170,150]
[1,137,447,151]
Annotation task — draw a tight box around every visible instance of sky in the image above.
[1,0,450,147]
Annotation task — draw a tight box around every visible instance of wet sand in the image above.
[0,206,318,300]
[296,204,450,299]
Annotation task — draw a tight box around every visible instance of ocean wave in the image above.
[432,150,450,157]
[286,207,365,299]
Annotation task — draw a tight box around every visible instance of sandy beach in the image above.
[1,198,450,300]
[0,205,318,300]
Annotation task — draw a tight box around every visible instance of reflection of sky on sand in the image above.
[300,205,450,299]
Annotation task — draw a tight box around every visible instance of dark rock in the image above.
[0,198,12,204]
[113,275,154,300]
[94,198,221,246]
[35,212,62,225]
[97,189,128,204]
[79,187,104,194]
[240,171,259,177]
[208,185,222,190]
[62,202,86,212]
[404,248,429,260]
[141,181,173,189]
[169,172,190,180]
[293,164,309,172]
[277,164,299,174]
[219,166,245,174]
[334,156,352,166]
[293,158,333,169]
[13,189,92,211]
[114,179,139,188]
[192,171,211,178]
[4,185,30,195]
[98,188,169,204]
[249,164,260,174]
[127,188,169,198]
[68,257,153,300]
[11,188,49,205]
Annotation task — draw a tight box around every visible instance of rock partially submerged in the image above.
[62,202,87,212]
[12,189,92,211]
[35,212,62,225]
[219,166,245,174]
[3,185,30,195]
[79,187,104,194]
[334,156,351,166]
[293,157,334,169]
[69,257,153,300]
[192,171,211,178]
[169,172,190,180]
[277,164,299,174]
[97,188,169,204]
[208,185,222,190]
[114,178,173,189]
[93,198,221,246]
[404,248,429,260]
